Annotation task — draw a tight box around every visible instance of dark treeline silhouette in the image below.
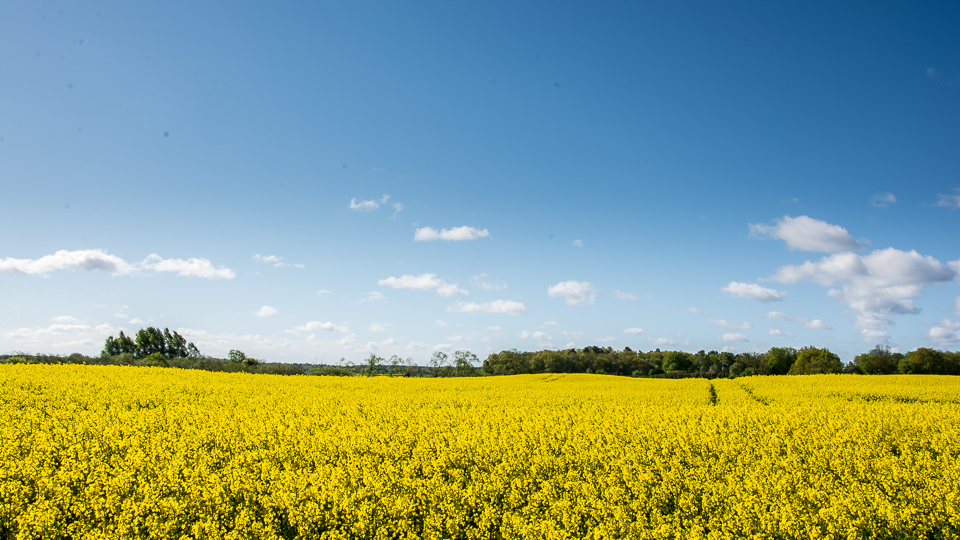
[1,326,958,378]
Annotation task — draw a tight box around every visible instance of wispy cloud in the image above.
[548,281,597,306]
[378,273,467,297]
[709,319,753,330]
[768,329,794,337]
[804,319,832,330]
[520,330,552,341]
[749,215,863,253]
[253,254,304,269]
[572,239,583,247]
[722,282,786,302]
[721,333,749,342]
[362,292,386,303]
[765,311,807,322]
[447,300,526,315]
[870,193,897,208]
[473,272,507,290]
[293,321,348,333]
[613,290,636,301]
[255,306,278,318]
[369,323,388,332]
[414,226,490,241]
[623,327,644,335]
[934,188,960,209]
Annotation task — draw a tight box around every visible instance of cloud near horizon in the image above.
[447,300,526,315]
[0,249,235,279]
[770,247,957,343]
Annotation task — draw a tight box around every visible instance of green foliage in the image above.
[308,366,355,377]
[851,345,899,375]
[788,347,843,375]
[228,350,246,363]
[898,347,956,375]
[765,347,797,375]
[102,327,201,360]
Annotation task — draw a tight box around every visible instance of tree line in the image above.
[1,326,958,378]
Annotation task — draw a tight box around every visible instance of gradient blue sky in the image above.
[2,0,959,363]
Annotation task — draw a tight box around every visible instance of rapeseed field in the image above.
[1,365,958,539]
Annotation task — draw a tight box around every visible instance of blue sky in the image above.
[2,0,959,363]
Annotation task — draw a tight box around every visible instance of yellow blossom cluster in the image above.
[1,365,958,539]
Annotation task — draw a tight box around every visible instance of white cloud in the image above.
[369,323,388,333]
[378,273,468,297]
[721,333,750,342]
[51,315,77,323]
[486,326,502,331]
[768,329,793,337]
[433,343,454,352]
[564,342,576,348]
[772,248,955,315]
[447,300,526,315]
[294,321,348,333]
[520,331,552,341]
[435,320,450,327]
[473,272,507,290]
[541,321,560,328]
[7,323,92,339]
[765,311,807,322]
[934,188,960,209]
[391,202,404,218]
[709,319,753,330]
[572,239,583,247]
[414,226,490,241]
[406,341,430,351]
[564,330,583,339]
[770,247,957,343]
[650,337,675,347]
[927,319,960,346]
[362,292,386,302]
[255,306,278,318]
[548,280,597,306]
[253,254,303,269]
[0,249,235,279]
[955,297,960,315]
[722,282,786,302]
[128,318,144,324]
[317,289,332,296]
[0,249,134,276]
[448,335,465,342]
[613,290,636,301]
[688,307,703,316]
[749,215,863,253]
[141,254,235,279]
[870,193,897,208]
[349,197,381,212]
[805,319,832,330]
[623,327,644,335]
[595,336,616,344]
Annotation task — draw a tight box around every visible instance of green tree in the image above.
[850,345,898,374]
[788,347,843,375]
[364,353,384,376]
[898,348,948,374]
[663,351,694,373]
[430,351,450,377]
[765,347,797,375]
[228,349,246,363]
[453,350,478,377]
